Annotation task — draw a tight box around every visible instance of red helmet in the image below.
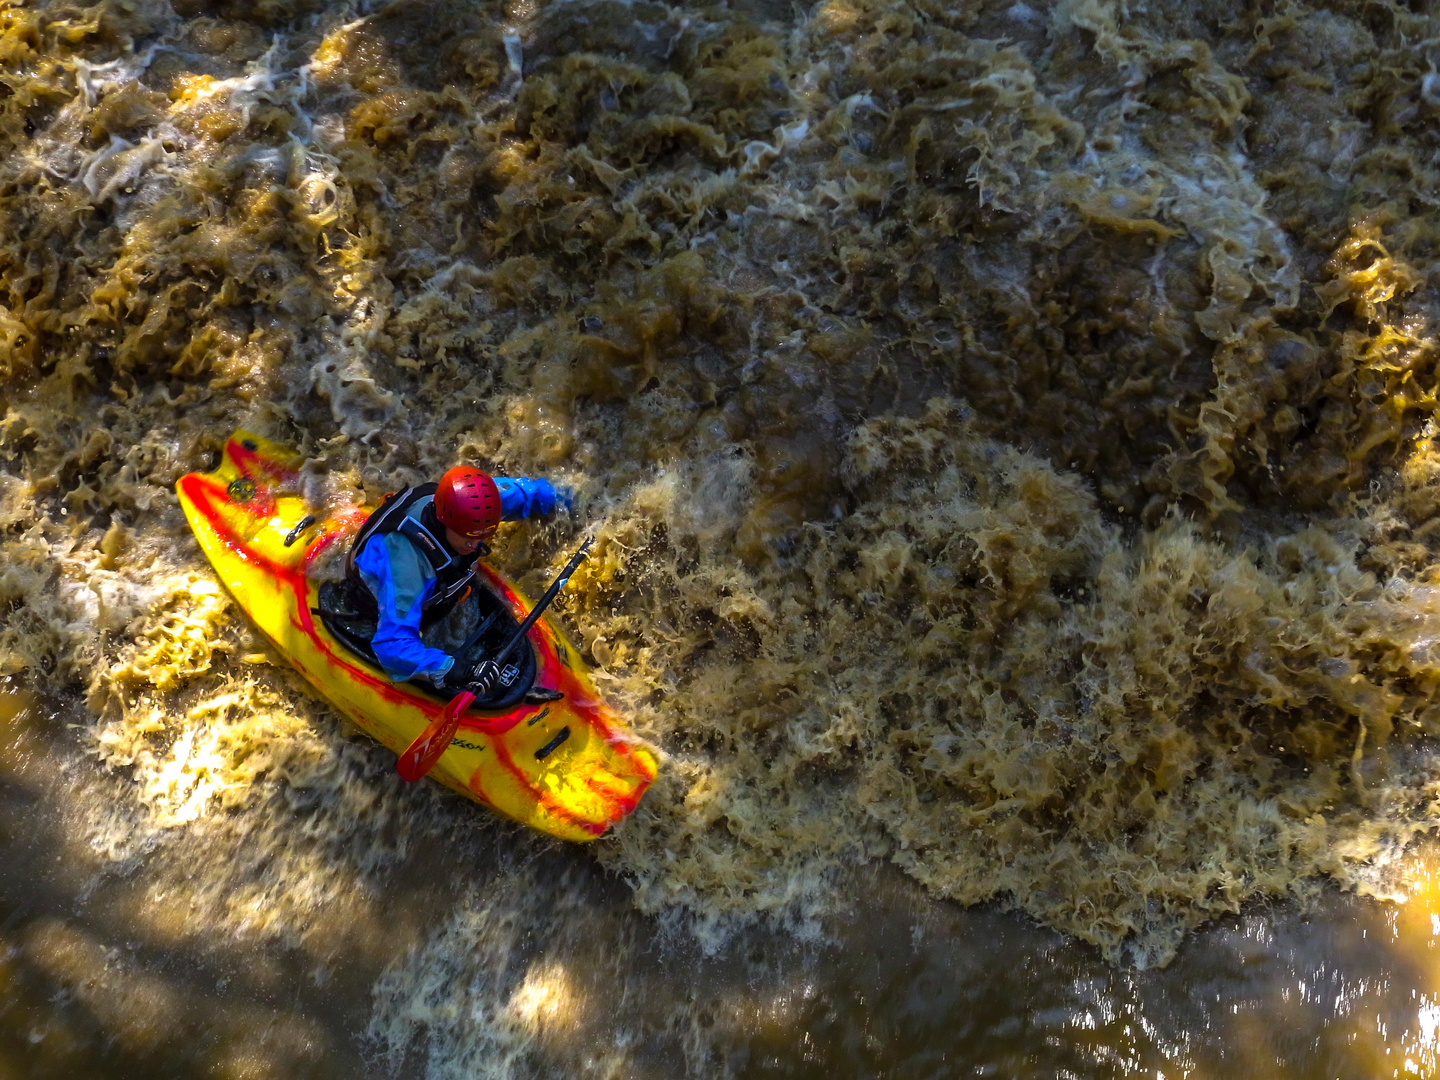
[434,467,502,538]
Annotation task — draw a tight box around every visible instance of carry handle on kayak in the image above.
[396,537,594,782]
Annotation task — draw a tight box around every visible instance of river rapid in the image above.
[3,0,1440,1073]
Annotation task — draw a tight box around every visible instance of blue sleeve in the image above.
[355,537,455,684]
[495,477,558,519]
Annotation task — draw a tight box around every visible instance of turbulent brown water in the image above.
[4,0,1440,1071]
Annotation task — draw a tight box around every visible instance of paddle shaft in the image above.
[398,538,594,782]
[491,537,593,669]
[455,608,501,669]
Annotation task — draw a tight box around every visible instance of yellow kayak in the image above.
[175,431,657,841]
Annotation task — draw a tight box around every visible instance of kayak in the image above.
[175,430,657,841]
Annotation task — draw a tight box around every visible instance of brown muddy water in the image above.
[5,0,1440,1073]
[5,683,1440,1079]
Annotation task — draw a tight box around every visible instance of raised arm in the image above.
[494,477,572,520]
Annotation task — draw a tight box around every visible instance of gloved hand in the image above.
[468,660,500,696]
[553,485,574,515]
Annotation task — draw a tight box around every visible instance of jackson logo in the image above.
[227,478,257,502]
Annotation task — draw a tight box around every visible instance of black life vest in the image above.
[344,484,482,628]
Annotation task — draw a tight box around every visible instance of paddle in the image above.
[488,536,594,672]
[397,690,475,782]
[454,608,502,672]
[396,536,594,782]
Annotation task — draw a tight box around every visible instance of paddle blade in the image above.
[397,691,475,782]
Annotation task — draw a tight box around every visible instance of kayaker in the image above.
[342,467,570,695]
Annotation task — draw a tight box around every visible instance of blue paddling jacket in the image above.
[348,478,563,684]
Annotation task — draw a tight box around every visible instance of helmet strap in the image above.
[424,502,492,557]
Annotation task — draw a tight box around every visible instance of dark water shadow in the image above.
[5,683,1439,1080]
